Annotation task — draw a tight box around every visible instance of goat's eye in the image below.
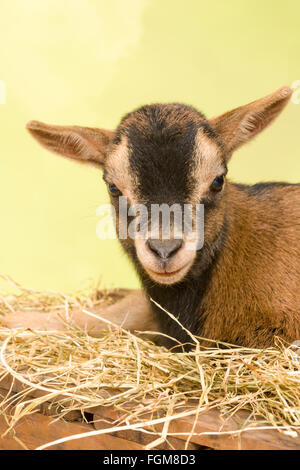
[211,175,225,192]
[108,183,122,196]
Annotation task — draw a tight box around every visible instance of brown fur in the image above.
[200,183,300,347]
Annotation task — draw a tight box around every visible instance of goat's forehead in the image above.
[105,105,225,202]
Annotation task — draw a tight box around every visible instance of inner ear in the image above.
[26,120,115,167]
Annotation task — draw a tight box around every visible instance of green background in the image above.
[0,0,299,293]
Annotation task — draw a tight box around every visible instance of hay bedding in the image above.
[0,275,300,450]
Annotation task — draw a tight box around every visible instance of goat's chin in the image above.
[143,262,193,285]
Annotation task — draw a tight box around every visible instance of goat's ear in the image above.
[26,121,115,167]
[209,86,292,156]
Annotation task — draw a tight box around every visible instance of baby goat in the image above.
[4,86,300,349]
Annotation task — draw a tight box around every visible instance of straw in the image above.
[0,278,300,449]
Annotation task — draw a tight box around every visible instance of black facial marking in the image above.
[115,103,220,205]
[128,106,198,203]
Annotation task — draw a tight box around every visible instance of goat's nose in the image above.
[147,238,183,260]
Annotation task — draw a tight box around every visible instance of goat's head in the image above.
[27,86,292,285]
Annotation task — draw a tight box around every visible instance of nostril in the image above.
[147,238,183,260]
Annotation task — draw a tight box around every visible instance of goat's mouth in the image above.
[145,261,192,285]
[148,266,184,277]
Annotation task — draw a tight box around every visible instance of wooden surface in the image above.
[93,405,300,451]
[0,413,145,450]
[0,374,299,450]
